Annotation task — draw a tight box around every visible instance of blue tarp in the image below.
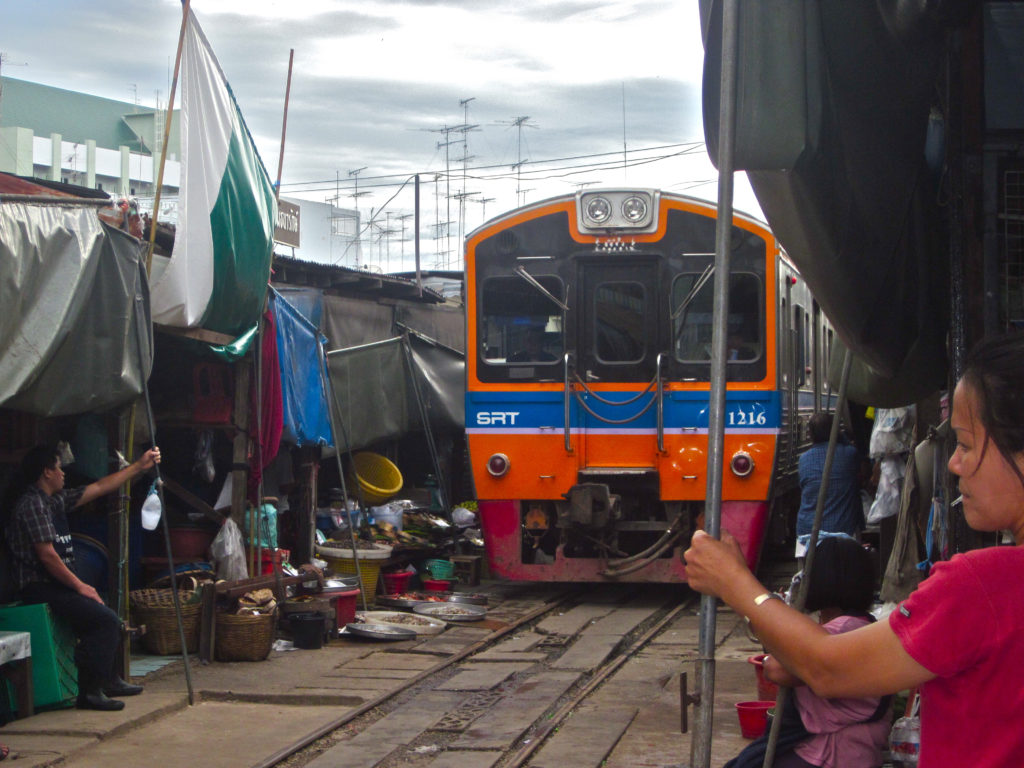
[270,289,332,446]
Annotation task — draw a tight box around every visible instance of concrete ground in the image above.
[0,588,772,768]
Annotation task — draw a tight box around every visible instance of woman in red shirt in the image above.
[685,331,1024,768]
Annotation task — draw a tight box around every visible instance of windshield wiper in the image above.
[514,265,569,311]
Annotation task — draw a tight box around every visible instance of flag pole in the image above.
[274,49,294,201]
[145,0,192,274]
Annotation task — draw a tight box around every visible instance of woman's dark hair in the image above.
[960,331,1024,487]
[804,535,875,614]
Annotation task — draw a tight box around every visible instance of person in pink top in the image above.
[726,535,890,768]
[685,330,1024,768]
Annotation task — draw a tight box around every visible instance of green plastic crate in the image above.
[0,603,77,710]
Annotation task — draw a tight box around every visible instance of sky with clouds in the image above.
[2,0,761,270]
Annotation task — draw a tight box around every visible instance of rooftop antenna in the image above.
[496,116,538,206]
[455,97,479,268]
[348,167,370,268]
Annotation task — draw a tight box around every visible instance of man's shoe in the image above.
[76,690,125,711]
[103,677,143,697]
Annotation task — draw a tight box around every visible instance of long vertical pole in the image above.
[275,49,294,200]
[145,0,191,274]
[691,1,740,766]
[415,174,423,296]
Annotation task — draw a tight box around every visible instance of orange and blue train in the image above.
[464,189,833,582]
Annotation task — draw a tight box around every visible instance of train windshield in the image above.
[671,272,763,362]
[480,274,564,365]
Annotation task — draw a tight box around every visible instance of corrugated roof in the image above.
[271,254,447,303]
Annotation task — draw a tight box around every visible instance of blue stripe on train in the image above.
[466,390,783,430]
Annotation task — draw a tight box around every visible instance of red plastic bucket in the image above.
[381,570,412,594]
[421,578,451,592]
[748,654,779,701]
[736,701,774,739]
[331,588,360,629]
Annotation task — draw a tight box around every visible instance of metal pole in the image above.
[691,1,739,765]
[316,338,370,612]
[415,174,422,296]
[133,294,195,704]
[761,349,853,767]
[401,334,448,515]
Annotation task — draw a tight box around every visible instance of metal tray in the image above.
[413,602,487,622]
[444,592,488,606]
[375,595,432,609]
[342,622,417,641]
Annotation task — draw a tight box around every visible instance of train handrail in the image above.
[656,352,665,452]
[563,352,573,452]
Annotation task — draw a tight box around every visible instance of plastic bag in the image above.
[890,715,921,765]
[870,406,916,458]
[867,455,906,524]
[141,481,162,531]
[209,518,248,581]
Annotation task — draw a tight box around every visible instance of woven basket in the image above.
[130,589,201,656]
[215,610,277,662]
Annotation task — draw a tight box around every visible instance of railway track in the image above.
[270,584,700,768]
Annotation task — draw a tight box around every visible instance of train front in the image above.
[465,189,780,582]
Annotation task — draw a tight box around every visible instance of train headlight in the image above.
[730,451,754,478]
[487,453,510,477]
[621,195,648,223]
[584,196,612,225]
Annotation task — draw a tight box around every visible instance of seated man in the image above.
[6,443,160,711]
[508,328,556,363]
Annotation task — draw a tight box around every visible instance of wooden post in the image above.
[231,357,252,574]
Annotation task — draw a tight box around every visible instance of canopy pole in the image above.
[691,0,740,765]
[145,0,191,273]
[133,293,195,705]
[760,349,853,767]
[317,339,370,612]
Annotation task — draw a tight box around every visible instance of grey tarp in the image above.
[0,203,151,416]
[325,334,464,452]
[700,0,949,405]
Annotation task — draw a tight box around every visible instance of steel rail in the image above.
[252,589,582,768]
[502,593,699,768]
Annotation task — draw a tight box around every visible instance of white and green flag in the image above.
[151,8,277,335]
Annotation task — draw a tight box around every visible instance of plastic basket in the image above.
[424,559,455,580]
[348,452,403,504]
[215,611,277,662]
[317,543,392,604]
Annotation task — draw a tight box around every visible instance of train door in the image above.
[576,258,661,468]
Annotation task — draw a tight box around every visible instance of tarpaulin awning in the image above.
[0,202,152,416]
[325,334,464,453]
[270,289,332,446]
[700,0,950,405]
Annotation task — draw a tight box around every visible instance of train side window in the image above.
[480,275,564,364]
[593,281,645,363]
[671,272,763,362]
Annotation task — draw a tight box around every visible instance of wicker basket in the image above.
[215,610,277,662]
[129,589,201,656]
